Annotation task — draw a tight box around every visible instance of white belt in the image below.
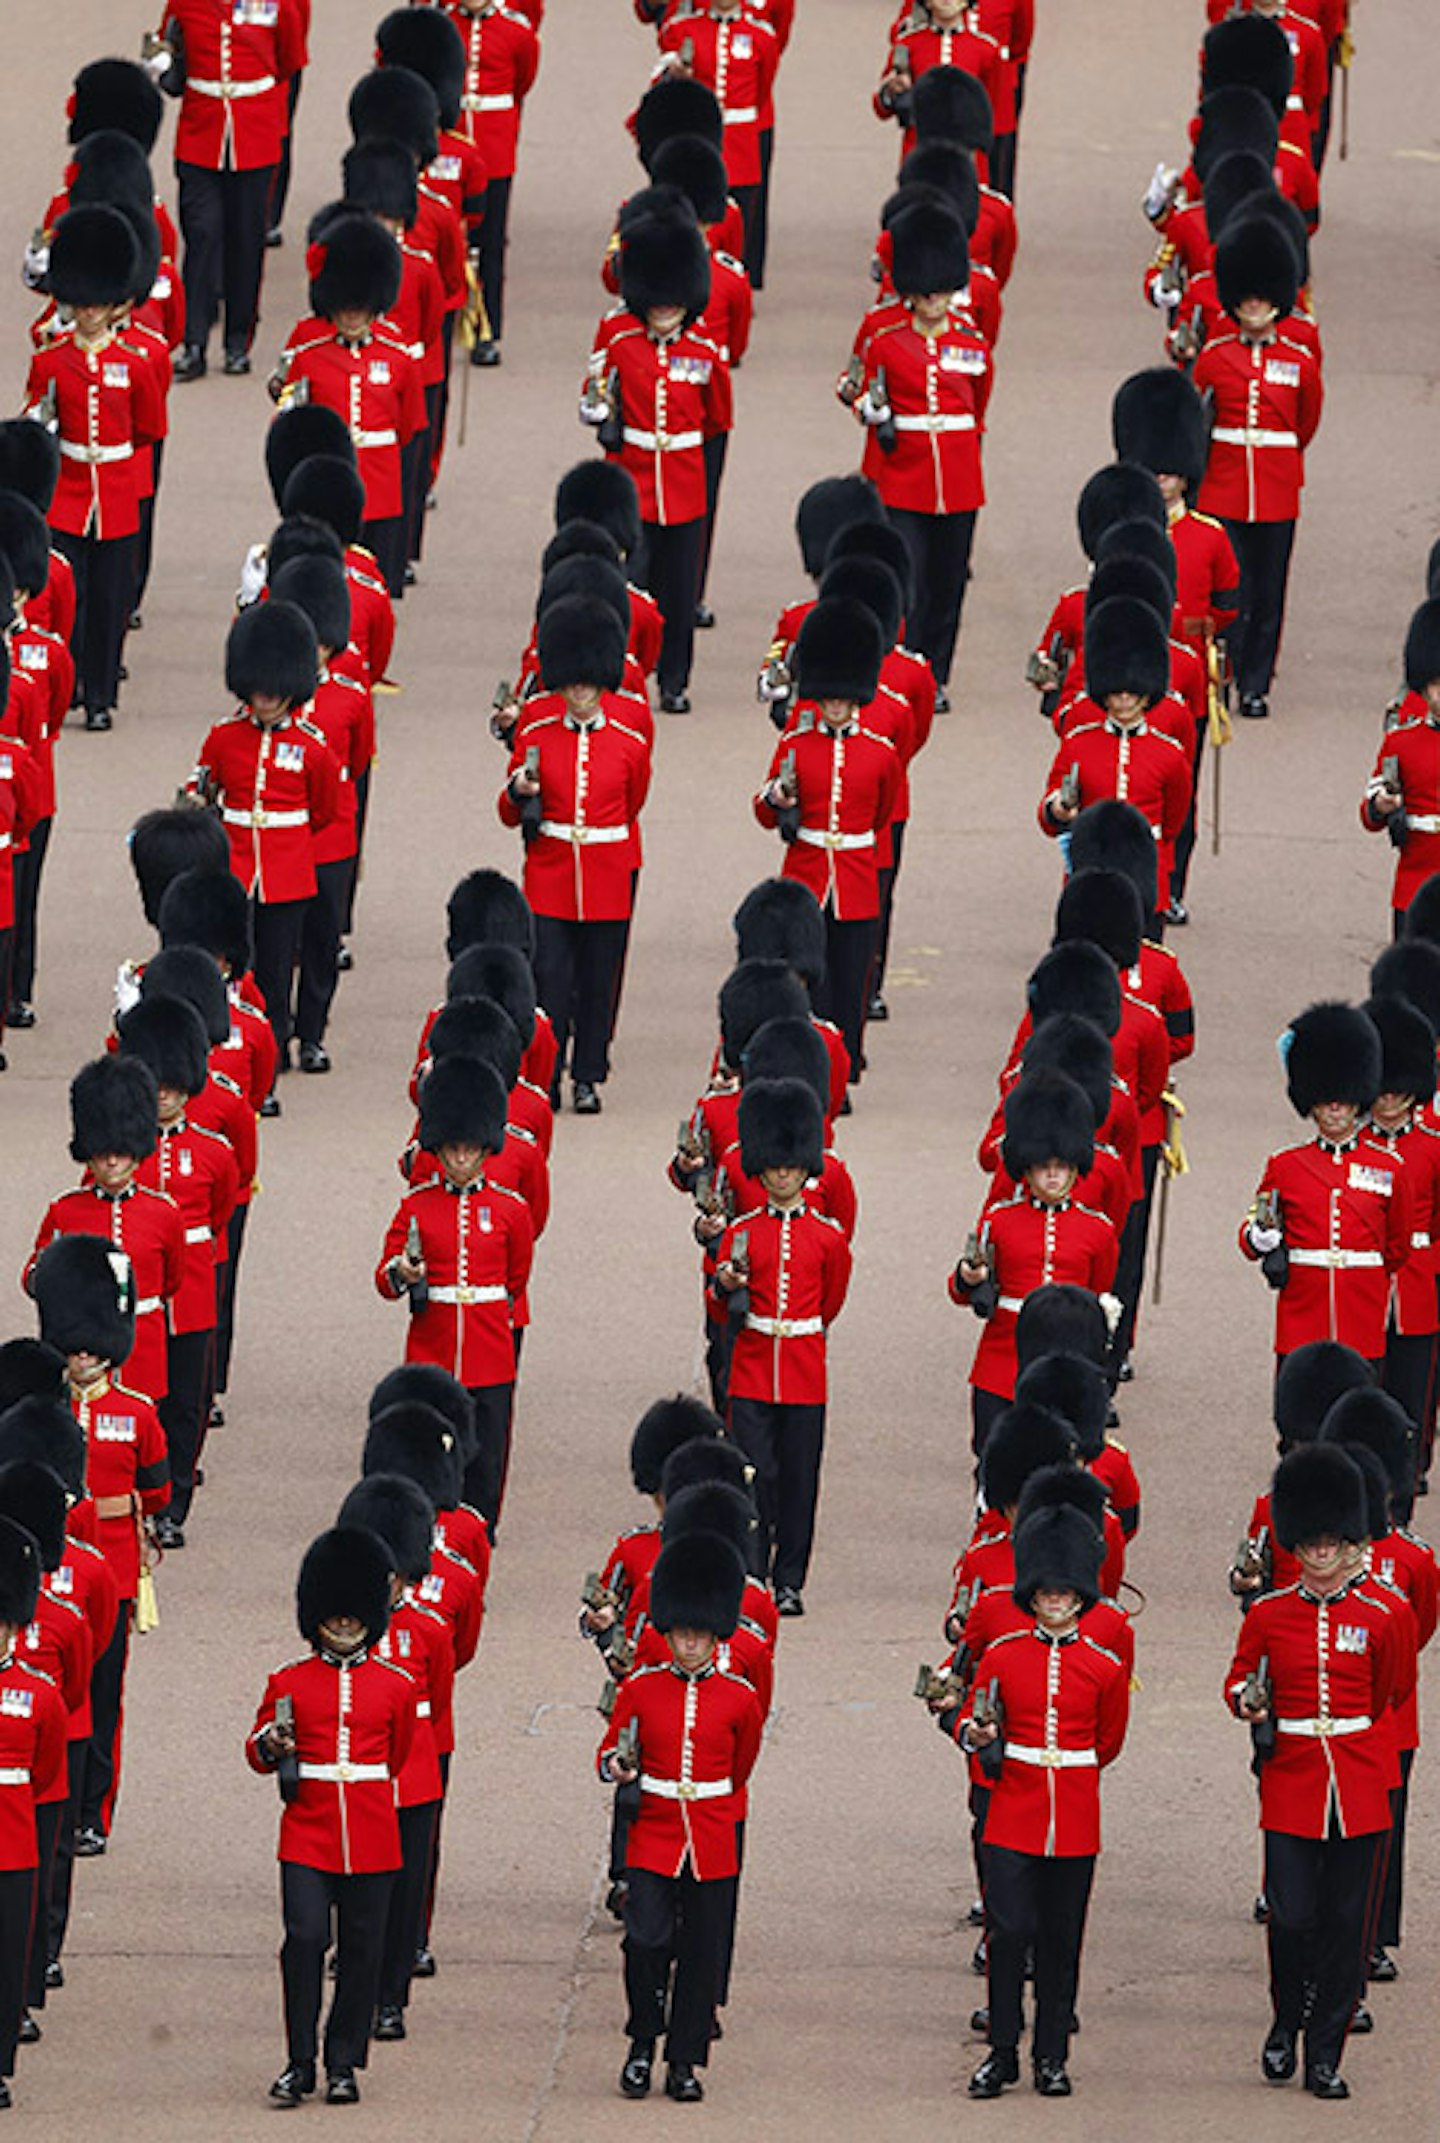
[996,1295,1026,1314]
[221,806,308,829]
[297,1761,389,1782]
[416,1701,432,1718]
[0,1770,31,1787]
[0,834,10,854]
[1004,1743,1098,1769]
[183,1225,212,1245]
[891,413,976,433]
[722,106,759,124]
[537,821,630,845]
[1210,426,1299,449]
[622,426,703,452]
[640,1774,734,1801]
[462,92,515,111]
[1275,1715,1371,1739]
[795,827,875,851]
[188,74,277,98]
[745,1314,823,1338]
[1405,815,1440,833]
[353,428,398,449]
[135,1295,163,1316]
[426,1284,508,1305]
[1288,1249,1384,1270]
[60,440,134,465]
[1413,1232,1432,1250]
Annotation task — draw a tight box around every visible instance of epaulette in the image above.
[713,250,745,275]
[374,1653,416,1683]
[1104,1433,1128,1453]
[611,716,649,747]
[504,1120,538,1148]
[327,669,366,696]
[1079,1632,1124,1668]
[190,1121,232,1154]
[855,725,897,753]
[618,1524,655,1543]
[295,715,328,744]
[1072,1200,1114,1227]
[1190,509,1224,531]
[284,326,335,360]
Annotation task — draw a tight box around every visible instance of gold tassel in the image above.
[1161,1089,1189,1179]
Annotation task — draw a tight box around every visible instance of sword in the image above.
[1206,633,1232,857]
[1338,21,1353,161]
[1151,1090,1188,1307]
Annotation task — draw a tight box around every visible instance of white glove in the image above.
[1143,162,1178,222]
[237,543,268,608]
[858,397,893,428]
[114,960,143,1019]
[1150,278,1182,315]
[21,241,50,291]
[1248,1223,1283,1256]
[578,397,607,428]
[142,47,173,83]
[757,668,790,703]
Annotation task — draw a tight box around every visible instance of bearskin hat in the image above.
[369,1362,475,1465]
[375,7,466,129]
[0,1461,68,1572]
[1215,211,1299,320]
[0,1341,64,1414]
[662,1480,759,1570]
[116,994,209,1099]
[348,66,439,163]
[1014,1459,1108,1537]
[427,995,522,1091]
[1001,1068,1095,1180]
[1321,1387,1414,1504]
[1193,86,1279,185]
[267,517,347,588]
[1084,596,1169,708]
[1371,939,1440,1034]
[70,124,154,210]
[343,137,419,226]
[224,600,319,708]
[446,944,536,1047]
[1271,1444,1366,1552]
[0,1398,86,1501]
[417,1054,507,1155]
[0,1516,42,1631]
[537,592,627,693]
[634,75,724,168]
[650,133,730,226]
[732,879,825,992]
[266,403,357,512]
[719,960,810,1071]
[1243,190,1310,287]
[793,598,884,705]
[1203,149,1278,245]
[911,64,993,154]
[742,1016,830,1109]
[825,517,915,612]
[1015,1284,1111,1372]
[1283,1001,1382,1118]
[1111,367,1209,490]
[1076,463,1166,561]
[738,1078,824,1180]
[540,523,621,582]
[128,807,230,929]
[48,205,141,309]
[1012,1505,1102,1612]
[649,1531,745,1638]
[1026,941,1122,1037]
[1201,12,1295,119]
[661,1433,751,1503]
[0,422,60,513]
[363,1400,463,1512]
[1021,1014,1113,1138]
[69,57,163,149]
[889,197,969,297]
[31,1235,135,1366]
[1067,799,1159,919]
[981,1402,1077,1513]
[1054,868,1144,971]
[538,554,630,634]
[158,867,251,974]
[1363,993,1436,1103]
[631,1396,722,1496]
[1273,1341,1374,1451]
[445,869,535,960]
[1403,874,1440,951]
[296,1526,393,1648]
[819,555,904,653]
[0,492,53,599]
[1403,599,1440,697]
[793,475,884,582]
[898,139,980,234]
[1014,1355,1110,1463]
[1087,551,1174,629]
[554,459,642,560]
[619,206,711,324]
[69,1055,157,1164]
[309,208,403,321]
[338,1472,435,1585]
[270,556,352,656]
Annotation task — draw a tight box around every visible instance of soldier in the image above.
[1229,1342,1376,1611]
[263,407,396,690]
[0,1515,67,2111]
[0,635,41,1072]
[1355,994,1440,1491]
[435,0,542,362]
[248,1526,415,2107]
[1360,600,1440,936]
[1,491,73,1031]
[598,1530,763,2104]
[875,4,1006,167]
[652,0,780,267]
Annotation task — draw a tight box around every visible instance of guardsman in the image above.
[435,0,541,361]
[0,1515,67,2111]
[1360,601,1440,936]
[875,3,1006,168]
[653,0,779,267]
[2,491,74,1032]
[1356,993,1440,1487]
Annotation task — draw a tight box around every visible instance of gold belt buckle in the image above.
[656,430,671,450]
[677,1781,697,1801]
[253,809,269,828]
[1316,1717,1334,1736]
[775,1320,793,1338]
[456,1285,477,1304]
[824,832,841,850]
[1042,1749,1061,1768]
[337,1763,354,1783]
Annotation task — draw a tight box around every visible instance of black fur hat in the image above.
[661,1433,751,1503]
[825,518,915,613]
[540,521,621,578]
[70,125,154,210]
[224,600,319,708]
[282,455,367,548]
[631,1396,722,1496]
[794,475,884,582]
[1054,869,1144,972]
[296,1526,393,1649]
[69,1055,157,1163]
[1026,941,1122,1037]
[116,995,209,1098]
[738,1078,825,1179]
[889,198,969,297]
[1203,149,1278,244]
[375,7,466,129]
[898,139,980,234]
[1271,1444,1366,1552]
[369,1361,475,1464]
[266,404,357,511]
[1215,211,1299,320]
[663,1480,761,1576]
[0,1461,67,1572]
[1344,1442,1394,1542]
[911,64,993,154]
[0,1398,86,1501]
[0,422,60,513]
[309,209,403,320]
[1076,464,1166,562]
[338,1472,435,1585]
[635,75,724,168]
[819,556,903,653]
[649,1531,745,1638]
[446,869,535,959]
[343,137,419,226]
[719,960,810,1070]
[446,944,536,1048]
[1014,1458,1108,1536]
[1084,596,1169,708]
[1012,1505,1102,1611]
[1249,190,1313,286]
[1111,367,1209,490]
[1193,86,1278,185]
[348,66,439,164]
[0,1515,42,1630]
[619,206,711,324]
[1001,1068,1095,1179]
[48,205,141,309]
[266,513,344,580]
[105,193,163,308]
[1403,599,1440,696]
[538,555,629,634]
[1283,1002,1382,1117]
[1014,1355,1110,1463]
[732,879,826,992]
[363,1400,463,1511]
[270,556,352,655]
[554,460,642,560]
[31,1235,135,1366]
[1321,1388,1413,1505]
[981,1402,1077,1513]
[1015,1285,1111,1372]
[537,592,627,692]
[793,598,884,704]
[1201,12,1295,119]
[1363,993,1436,1103]
[0,491,54,599]
[1087,551,1174,628]
[1370,940,1440,1034]
[1022,1014,1113,1135]
[650,133,730,225]
[1092,516,1178,598]
[1068,799,1159,919]
[417,1054,507,1155]
[1403,874,1440,950]
[128,806,230,928]
[69,58,163,149]
[158,867,252,974]
[1273,1341,1374,1450]
[427,995,522,1090]
[743,1016,829,1109]
[0,1341,65,1413]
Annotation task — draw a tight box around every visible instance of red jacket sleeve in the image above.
[821,1222,853,1326]
[1095,1653,1130,1769]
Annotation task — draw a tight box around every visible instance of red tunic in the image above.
[305,669,372,865]
[21,1598,90,1771]
[25,326,166,541]
[9,616,74,825]
[598,1658,763,1879]
[375,1595,453,1804]
[135,1119,238,1333]
[1168,505,1239,652]
[27,1184,184,1403]
[498,700,650,923]
[657,10,780,188]
[0,1657,68,1863]
[191,707,341,905]
[440,0,541,181]
[247,1649,415,1873]
[0,731,41,932]
[1361,715,1440,913]
[1193,329,1324,524]
[599,1524,663,1611]
[415,1540,486,1676]
[1368,1532,1436,1753]
[715,1197,852,1405]
[70,1374,171,1598]
[630,1620,774,1720]
[1365,1118,1440,1336]
[755,714,901,922]
[376,1175,534,1386]
[593,318,732,526]
[421,126,490,239]
[856,310,991,517]
[279,323,427,523]
[1040,713,1193,892]
[344,545,396,685]
[50,1535,121,1727]
[952,1191,1119,1399]
[1241,1132,1414,1358]
[160,0,308,170]
[716,1141,858,1242]
[28,548,76,644]
[878,19,1005,162]
[951,1622,1129,1857]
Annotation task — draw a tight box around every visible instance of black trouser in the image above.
[608,1781,639,1884]
[26,1799,62,2012]
[0,1867,33,2080]
[705,1314,736,1418]
[873,817,906,1000]
[971,1384,1009,1459]
[989,130,1017,198]
[280,1862,394,2073]
[814,910,877,1085]
[344,769,372,937]
[1382,1328,1432,1520]
[1376,1746,1415,1951]
[80,1602,131,1835]
[52,528,137,718]
[250,895,307,1060]
[886,506,977,689]
[474,174,513,341]
[697,433,728,608]
[161,1325,213,1524]
[1222,518,1296,701]
[421,1748,451,1948]
[411,384,443,563]
[0,929,11,1050]
[623,1864,738,2068]
[10,814,49,1006]
[362,516,408,602]
[533,914,629,1089]
[1171,722,1205,904]
[727,1395,826,1594]
[982,1843,1094,2065]
[214,1201,249,1398]
[266,72,304,236]
[377,1800,440,2012]
[132,437,165,622]
[1111,1146,1161,1376]
[401,430,430,571]
[176,159,275,356]
[46,1739,86,1969]
[462,1380,515,1530]
[1264,1824,1386,2069]
[634,518,704,699]
[731,183,761,270]
[751,129,774,290]
[293,856,354,1050]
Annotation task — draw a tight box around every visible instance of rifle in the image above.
[971,1676,1005,1782]
[403,1216,429,1314]
[837,353,865,407]
[724,1227,751,1322]
[1243,1652,1276,1765]
[490,678,518,743]
[1380,753,1409,847]
[1252,1189,1289,1289]
[273,1692,300,1804]
[959,1227,998,1317]
[582,1570,619,1618]
[914,1661,968,1709]
[1058,761,1081,814]
[517,742,543,843]
[1024,629,1065,696]
[615,1718,640,1773]
[867,366,898,454]
[759,652,793,729]
[1229,1527,1273,1600]
[773,750,800,844]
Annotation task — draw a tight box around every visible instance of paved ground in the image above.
[1,0,1439,2133]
